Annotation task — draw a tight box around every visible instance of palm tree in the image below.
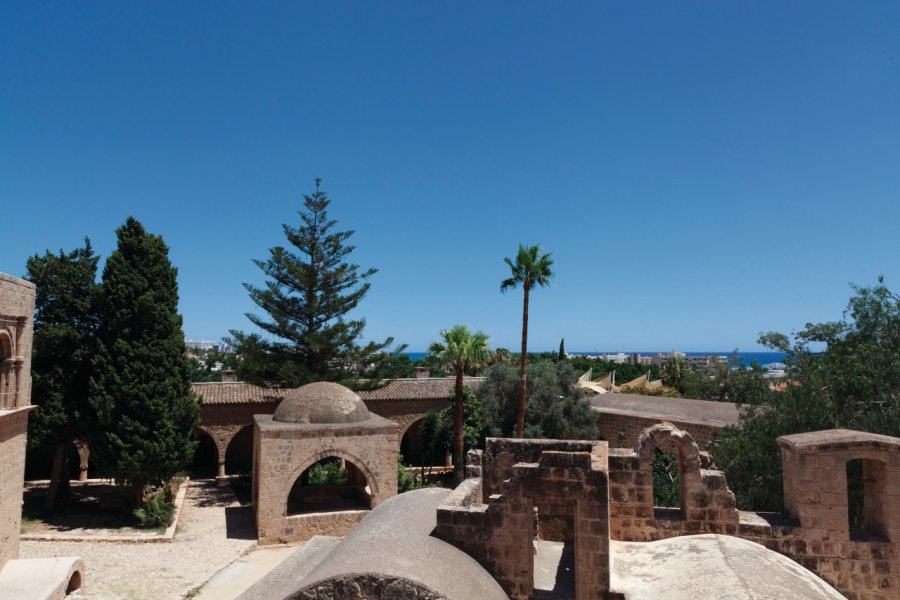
[428,325,490,484]
[501,244,554,438]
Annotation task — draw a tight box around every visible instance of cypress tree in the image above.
[89,217,199,506]
[26,240,99,511]
[230,179,403,387]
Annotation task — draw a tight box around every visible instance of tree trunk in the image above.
[515,285,530,438]
[44,441,69,512]
[453,364,465,485]
[131,480,145,509]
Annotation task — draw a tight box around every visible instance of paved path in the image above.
[194,545,298,599]
[20,481,257,600]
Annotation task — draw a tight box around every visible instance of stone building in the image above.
[0,273,35,569]
[0,272,83,599]
[252,382,398,545]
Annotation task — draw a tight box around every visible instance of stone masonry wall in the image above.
[0,273,35,571]
[0,409,28,567]
[437,440,611,600]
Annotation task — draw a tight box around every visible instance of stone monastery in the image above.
[0,271,897,599]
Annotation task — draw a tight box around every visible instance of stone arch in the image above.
[634,423,703,518]
[224,424,254,476]
[281,448,380,515]
[192,427,220,478]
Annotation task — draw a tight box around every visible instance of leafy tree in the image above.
[501,244,554,437]
[229,179,402,387]
[558,338,566,361]
[428,325,490,483]
[712,278,900,511]
[89,218,199,506]
[481,360,597,440]
[679,351,772,405]
[25,240,99,511]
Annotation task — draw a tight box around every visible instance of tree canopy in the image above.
[89,217,199,505]
[428,324,490,483]
[229,179,402,387]
[712,278,900,511]
[26,239,99,509]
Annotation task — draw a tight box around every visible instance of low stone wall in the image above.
[280,510,368,544]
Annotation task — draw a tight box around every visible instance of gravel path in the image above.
[20,481,257,600]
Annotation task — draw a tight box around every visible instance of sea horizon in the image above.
[402,350,787,368]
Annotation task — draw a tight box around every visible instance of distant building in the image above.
[185,339,232,353]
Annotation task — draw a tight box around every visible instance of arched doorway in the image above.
[286,456,372,516]
[225,425,254,476]
[191,430,219,479]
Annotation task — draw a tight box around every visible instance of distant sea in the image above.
[403,351,787,368]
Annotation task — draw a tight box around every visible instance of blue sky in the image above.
[2,2,898,352]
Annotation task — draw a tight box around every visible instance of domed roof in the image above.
[272,382,371,424]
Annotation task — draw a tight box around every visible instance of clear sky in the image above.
[2,2,898,352]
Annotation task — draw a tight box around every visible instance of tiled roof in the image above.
[192,382,288,405]
[193,377,485,405]
[357,377,484,402]
[590,393,744,427]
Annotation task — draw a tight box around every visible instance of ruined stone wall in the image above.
[596,411,722,449]
[436,441,611,600]
[0,273,35,570]
[607,424,739,542]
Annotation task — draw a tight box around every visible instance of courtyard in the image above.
[20,481,261,600]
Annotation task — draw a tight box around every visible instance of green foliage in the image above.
[428,325,491,482]
[89,217,199,504]
[305,458,348,486]
[397,454,415,492]
[480,360,597,440]
[679,351,772,405]
[188,348,242,382]
[133,490,174,528]
[652,450,682,508]
[712,279,900,511]
[229,179,404,387]
[26,239,99,450]
[558,338,565,361]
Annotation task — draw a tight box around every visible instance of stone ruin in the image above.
[435,424,898,600]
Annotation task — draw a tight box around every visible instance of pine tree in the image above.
[230,179,402,387]
[26,239,99,511]
[89,218,199,506]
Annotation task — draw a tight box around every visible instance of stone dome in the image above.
[272,382,371,424]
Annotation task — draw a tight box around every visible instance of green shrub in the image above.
[306,458,348,486]
[133,491,174,528]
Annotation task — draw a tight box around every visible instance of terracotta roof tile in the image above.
[193,377,485,405]
[192,382,287,405]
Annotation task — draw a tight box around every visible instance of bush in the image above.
[306,459,348,486]
[133,491,174,528]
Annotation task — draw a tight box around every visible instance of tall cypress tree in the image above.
[89,217,199,505]
[230,179,403,387]
[26,240,99,511]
